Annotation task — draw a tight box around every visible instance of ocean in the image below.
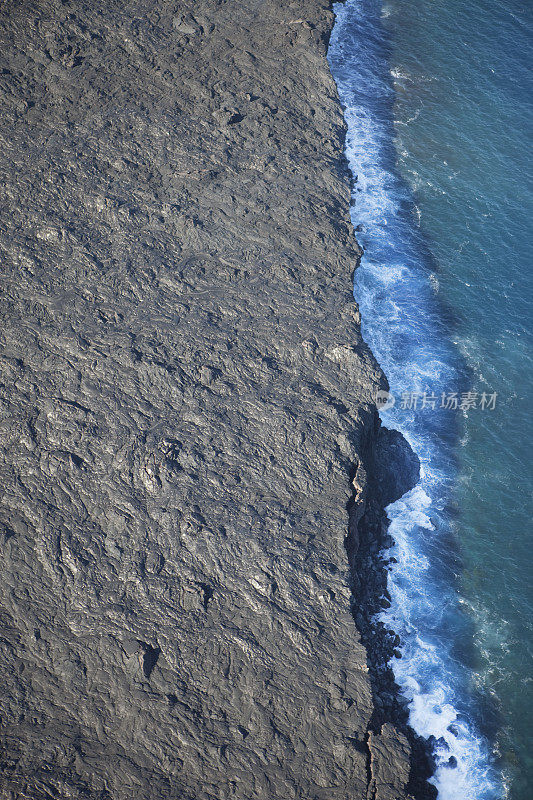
[328,1,532,798]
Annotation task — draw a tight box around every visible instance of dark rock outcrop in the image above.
[0,1,423,798]
[373,426,421,508]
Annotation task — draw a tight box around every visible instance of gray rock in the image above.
[373,426,421,507]
[0,0,424,798]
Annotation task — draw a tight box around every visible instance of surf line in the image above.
[327,2,502,798]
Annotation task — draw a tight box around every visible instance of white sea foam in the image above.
[329,2,502,797]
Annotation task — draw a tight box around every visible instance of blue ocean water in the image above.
[328,1,532,798]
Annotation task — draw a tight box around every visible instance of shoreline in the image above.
[346,424,438,799]
[329,1,509,797]
[327,2,439,795]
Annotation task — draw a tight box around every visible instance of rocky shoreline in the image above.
[1,0,433,797]
[347,425,437,799]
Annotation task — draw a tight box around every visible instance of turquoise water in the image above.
[329,1,532,798]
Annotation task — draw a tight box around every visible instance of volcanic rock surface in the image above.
[0,1,419,798]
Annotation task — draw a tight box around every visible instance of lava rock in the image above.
[0,1,421,799]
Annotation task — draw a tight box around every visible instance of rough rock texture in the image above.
[0,1,419,798]
[367,724,412,800]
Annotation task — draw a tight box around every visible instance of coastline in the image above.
[0,1,432,797]
[329,1,514,797]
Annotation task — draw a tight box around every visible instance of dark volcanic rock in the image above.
[0,1,419,798]
[373,426,421,507]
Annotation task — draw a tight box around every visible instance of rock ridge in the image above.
[0,0,428,798]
